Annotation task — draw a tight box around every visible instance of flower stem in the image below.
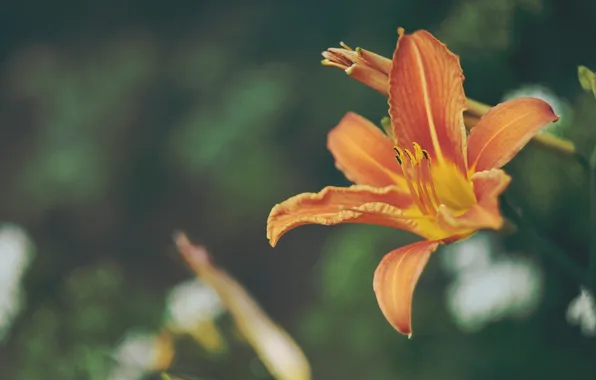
[465,98,576,158]
[501,197,592,292]
[465,98,492,116]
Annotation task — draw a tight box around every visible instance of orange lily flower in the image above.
[266,28,559,336]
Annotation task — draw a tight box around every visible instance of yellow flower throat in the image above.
[394,143,476,216]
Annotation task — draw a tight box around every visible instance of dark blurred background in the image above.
[1,0,596,379]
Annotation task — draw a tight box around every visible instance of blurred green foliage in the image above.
[1,0,596,379]
[578,65,596,98]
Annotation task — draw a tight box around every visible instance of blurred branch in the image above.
[174,232,311,380]
[577,66,596,290]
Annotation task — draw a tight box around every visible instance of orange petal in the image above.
[467,97,559,172]
[327,112,403,187]
[437,169,511,233]
[373,240,440,336]
[388,29,467,174]
[267,185,415,247]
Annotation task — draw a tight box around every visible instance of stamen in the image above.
[322,43,362,70]
[415,169,436,215]
[393,143,441,216]
[413,142,424,162]
[412,144,439,214]
[339,42,353,51]
[399,148,430,215]
[394,147,402,165]
[421,152,440,210]
[402,149,414,162]
[405,148,431,215]
[413,148,440,216]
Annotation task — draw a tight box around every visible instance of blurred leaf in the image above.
[188,320,227,354]
[438,0,516,54]
[168,40,231,91]
[167,65,293,173]
[319,226,383,306]
[578,65,596,98]
[155,333,176,373]
[5,37,158,211]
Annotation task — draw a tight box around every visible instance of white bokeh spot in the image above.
[165,278,224,333]
[440,233,494,275]
[108,330,166,380]
[0,224,34,341]
[442,233,543,332]
[566,287,596,337]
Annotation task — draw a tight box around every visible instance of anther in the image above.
[394,147,403,165]
[412,142,424,162]
[403,149,414,163]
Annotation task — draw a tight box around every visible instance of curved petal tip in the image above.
[267,185,414,247]
[373,240,440,335]
[467,97,560,171]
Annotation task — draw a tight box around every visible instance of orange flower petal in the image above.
[437,169,511,233]
[373,240,440,336]
[267,185,415,247]
[327,112,403,187]
[388,29,467,174]
[467,97,559,172]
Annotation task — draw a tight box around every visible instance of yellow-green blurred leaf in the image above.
[578,65,596,98]
[188,320,227,354]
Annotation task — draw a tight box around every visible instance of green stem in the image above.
[589,147,596,290]
[502,197,592,292]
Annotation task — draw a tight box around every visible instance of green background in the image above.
[1,0,596,378]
